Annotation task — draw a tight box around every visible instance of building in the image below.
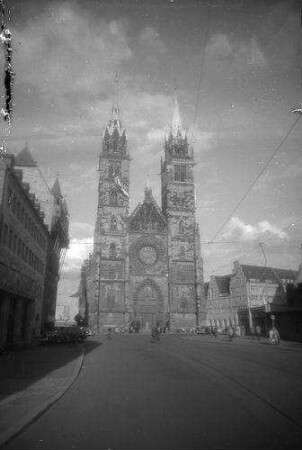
[0,153,48,348]
[14,145,69,331]
[79,93,204,332]
[205,261,298,336]
[205,275,234,329]
[230,261,297,333]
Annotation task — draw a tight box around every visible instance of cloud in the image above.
[62,236,93,273]
[146,127,166,143]
[206,33,233,59]
[70,221,94,238]
[139,26,167,54]
[221,216,288,241]
[205,33,267,73]
[13,2,133,104]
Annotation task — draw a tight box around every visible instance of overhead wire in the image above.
[207,113,302,245]
[205,214,302,275]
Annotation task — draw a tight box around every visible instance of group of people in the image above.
[211,324,281,345]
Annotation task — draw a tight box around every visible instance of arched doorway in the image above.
[133,279,164,331]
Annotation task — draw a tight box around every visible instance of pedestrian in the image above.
[256,325,261,340]
[228,326,234,342]
[268,327,280,345]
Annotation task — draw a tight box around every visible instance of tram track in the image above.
[157,336,302,433]
[171,335,302,379]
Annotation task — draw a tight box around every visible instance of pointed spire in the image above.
[171,88,182,138]
[62,198,69,216]
[15,143,37,167]
[146,172,150,190]
[144,185,153,201]
[166,88,186,141]
[51,176,63,198]
[112,71,119,119]
[104,73,125,137]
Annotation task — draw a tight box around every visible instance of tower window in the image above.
[109,190,118,206]
[108,161,121,179]
[109,243,117,259]
[110,215,118,231]
[174,164,187,182]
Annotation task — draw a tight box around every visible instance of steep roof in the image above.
[128,187,167,233]
[15,144,37,167]
[240,264,297,284]
[62,199,69,215]
[215,275,231,295]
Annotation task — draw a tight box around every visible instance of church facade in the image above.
[82,95,204,332]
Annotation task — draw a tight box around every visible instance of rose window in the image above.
[139,246,157,265]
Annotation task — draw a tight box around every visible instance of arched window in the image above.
[110,216,118,231]
[109,190,118,206]
[179,219,184,234]
[180,293,188,311]
[109,243,117,259]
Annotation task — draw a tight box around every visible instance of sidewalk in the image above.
[0,343,86,448]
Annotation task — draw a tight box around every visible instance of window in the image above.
[13,234,17,253]
[110,215,118,231]
[108,268,116,279]
[174,164,187,182]
[109,190,118,206]
[3,224,8,244]
[8,229,13,249]
[108,161,121,179]
[109,243,117,259]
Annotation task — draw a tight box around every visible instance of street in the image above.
[3,334,302,450]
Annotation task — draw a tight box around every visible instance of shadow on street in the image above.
[0,339,101,401]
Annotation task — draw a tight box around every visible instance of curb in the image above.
[0,348,85,449]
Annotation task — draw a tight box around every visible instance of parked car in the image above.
[39,326,87,345]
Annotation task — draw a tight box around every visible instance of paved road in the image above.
[3,334,302,449]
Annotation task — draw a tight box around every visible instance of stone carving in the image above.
[169,190,194,209]
[129,196,167,233]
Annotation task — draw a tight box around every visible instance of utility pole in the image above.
[97,257,100,332]
[247,283,253,333]
[193,223,200,331]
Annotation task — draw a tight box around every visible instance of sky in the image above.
[1,0,302,303]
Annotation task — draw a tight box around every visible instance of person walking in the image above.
[228,326,234,342]
[256,325,261,340]
[268,327,280,345]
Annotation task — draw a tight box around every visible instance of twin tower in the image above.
[83,92,204,332]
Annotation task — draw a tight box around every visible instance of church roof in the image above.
[129,187,167,233]
[15,144,37,167]
[240,264,297,284]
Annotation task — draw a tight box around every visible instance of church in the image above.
[81,91,205,332]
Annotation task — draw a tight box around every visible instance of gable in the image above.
[129,198,167,233]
